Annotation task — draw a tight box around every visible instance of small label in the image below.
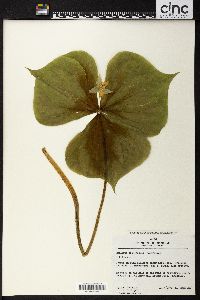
[156,0,193,19]
[112,231,195,295]
[77,283,107,294]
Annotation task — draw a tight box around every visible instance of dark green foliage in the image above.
[29,51,177,190]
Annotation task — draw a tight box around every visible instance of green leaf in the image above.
[65,114,150,190]
[30,51,177,189]
[29,51,98,125]
[101,51,177,136]
[65,51,98,90]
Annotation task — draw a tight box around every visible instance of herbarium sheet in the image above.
[3,20,195,295]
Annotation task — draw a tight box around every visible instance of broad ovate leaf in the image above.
[101,51,177,136]
[30,50,177,190]
[29,51,98,125]
[66,114,150,190]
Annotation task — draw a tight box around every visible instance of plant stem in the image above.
[42,147,107,257]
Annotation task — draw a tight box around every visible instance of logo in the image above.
[156,0,193,19]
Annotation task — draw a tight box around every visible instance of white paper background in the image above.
[3,20,195,295]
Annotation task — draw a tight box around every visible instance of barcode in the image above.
[78,284,106,291]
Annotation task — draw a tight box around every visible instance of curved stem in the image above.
[84,179,107,256]
[42,147,107,257]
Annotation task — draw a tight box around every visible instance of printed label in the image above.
[112,231,195,295]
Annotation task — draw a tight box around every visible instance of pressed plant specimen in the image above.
[28,51,177,256]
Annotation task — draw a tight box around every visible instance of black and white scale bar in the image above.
[51,11,156,20]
